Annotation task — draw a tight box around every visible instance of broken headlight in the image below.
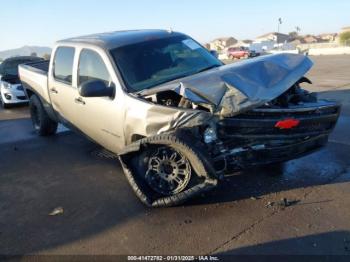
[203,127,217,144]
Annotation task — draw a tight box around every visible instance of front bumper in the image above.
[212,100,341,174]
[1,85,28,104]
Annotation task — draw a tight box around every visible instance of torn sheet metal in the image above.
[123,95,213,144]
[141,53,313,117]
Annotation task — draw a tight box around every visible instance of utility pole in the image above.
[277,18,282,47]
[278,18,282,34]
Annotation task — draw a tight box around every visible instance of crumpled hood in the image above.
[145,53,313,117]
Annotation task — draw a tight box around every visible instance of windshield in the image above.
[0,57,43,76]
[110,35,222,92]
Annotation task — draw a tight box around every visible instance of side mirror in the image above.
[78,79,115,98]
[209,50,219,58]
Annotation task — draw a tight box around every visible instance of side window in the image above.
[78,49,111,86]
[53,47,75,84]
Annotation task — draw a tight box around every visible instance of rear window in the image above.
[53,47,75,84]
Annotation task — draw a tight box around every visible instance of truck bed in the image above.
[25,60,50,73]
[18,60,50,103]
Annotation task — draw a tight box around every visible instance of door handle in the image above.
[50,88,58,94]
[75,97,86,105]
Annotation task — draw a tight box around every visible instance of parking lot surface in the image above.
[1,55,350,256]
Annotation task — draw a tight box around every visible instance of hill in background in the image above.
[0,46,51,60]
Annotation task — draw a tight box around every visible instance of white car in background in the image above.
[0,56,43,108]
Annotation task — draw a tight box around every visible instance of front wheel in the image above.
[29,95,58,136]
[121,134,218,207]
[0,94,10,109]
[142,146,192,196]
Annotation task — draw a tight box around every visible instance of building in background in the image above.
[209,37,237,51]
[254,32,290,43]
[317,33,338,42]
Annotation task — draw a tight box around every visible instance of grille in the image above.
[16,96,27,100]
[218,102,340,140]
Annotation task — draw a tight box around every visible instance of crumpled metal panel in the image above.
[123,95,213,144]
[150,53,313,117]
[124,53,312,142]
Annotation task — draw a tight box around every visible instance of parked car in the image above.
[19,30,340,207]
[227,46,259,59]
[0,56,44,108]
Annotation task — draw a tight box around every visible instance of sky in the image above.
[0,0,349,51]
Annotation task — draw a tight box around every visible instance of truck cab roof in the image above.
[57,29,186,50]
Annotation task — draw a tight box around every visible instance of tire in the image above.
[29,95,58,136]
[122,133,217,207]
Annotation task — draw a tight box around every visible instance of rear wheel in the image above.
[29,95,58,136]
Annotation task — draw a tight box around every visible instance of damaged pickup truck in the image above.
[19,30,341,207]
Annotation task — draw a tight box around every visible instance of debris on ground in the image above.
[250,196,259,200]
[314,207,322,212]
[48,207,64,216]
[277,198,300,207]
[184,219,192,224]
[265,198,300,208]
[265,201,274,208]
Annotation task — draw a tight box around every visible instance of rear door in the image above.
[49,46,77,124]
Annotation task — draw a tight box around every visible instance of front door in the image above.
[73,48,125,153]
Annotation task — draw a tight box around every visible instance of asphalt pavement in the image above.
[1,55,350,256]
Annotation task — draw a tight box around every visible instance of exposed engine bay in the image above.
[263,77,317,108]
[143,76,317,111]
[144,90,208,111]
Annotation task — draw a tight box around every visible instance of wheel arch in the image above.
[25,87,59,123]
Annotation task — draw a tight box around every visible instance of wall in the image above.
[268,50,299,54]
[308,47,350,55]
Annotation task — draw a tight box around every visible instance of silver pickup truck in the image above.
[19,30,340,207]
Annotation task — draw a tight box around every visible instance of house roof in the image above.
[212,36,237,42]
[318,33,337,37]
[256,32,289,39]
[302,35,319,43]
[289,39,302,45]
